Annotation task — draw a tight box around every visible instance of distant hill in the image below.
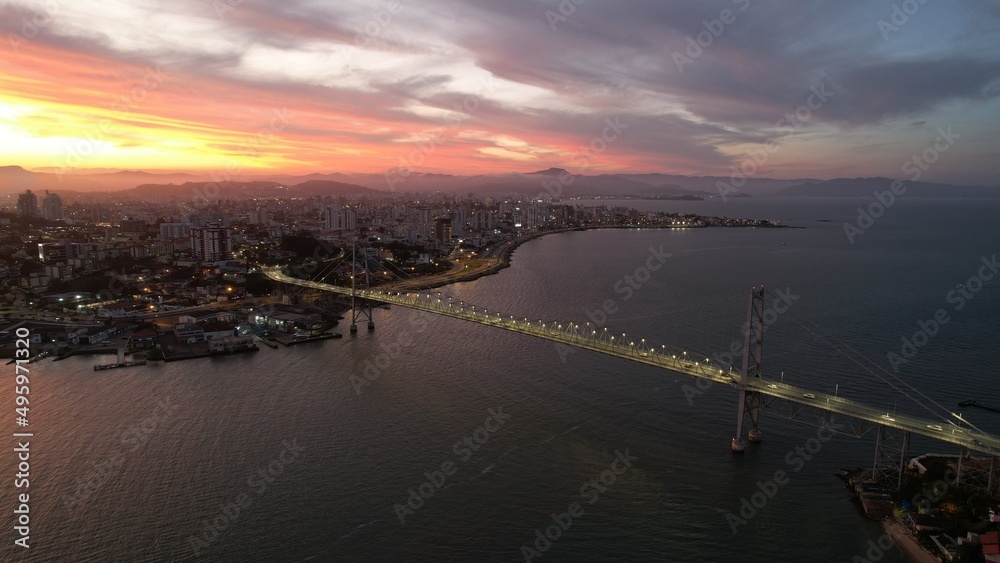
[0,165,102,194]
[120,179,378,200]
[90,170,205,189]
[288,180,379,196]
[3,164,996,200]
[327,169,744,198]
[126,181,282,200]
[0,166,213,194]
[525,167,569,176]
[781,177,1000,198]
[266,170,811,197]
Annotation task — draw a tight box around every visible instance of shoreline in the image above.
[13,222,793,364]
[883,520,940,563]
[385,223,793,290]
[385,227,551,290]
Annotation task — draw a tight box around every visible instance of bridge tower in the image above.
[732,287,765,453]
[350,238,375,334]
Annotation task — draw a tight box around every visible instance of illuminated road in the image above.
[264,267,1000,456]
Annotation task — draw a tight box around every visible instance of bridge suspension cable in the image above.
[775,300,975,431]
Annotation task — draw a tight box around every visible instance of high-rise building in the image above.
[159,222,191,240]
[472,210,494,231]
[16,190,39,217]
[38,241,74,263]
[248,209,269,225]
[434,217,452,242]
[120,219,147,234]
[88,205,110,223]
[42,191,64,220]
[452,207,467,234]
[191,223,232,262]
[324,206,357,231]
[205,211,230,227]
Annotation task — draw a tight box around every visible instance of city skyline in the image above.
[1,1,999,185]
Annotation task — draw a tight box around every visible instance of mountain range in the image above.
[2,165,997,201]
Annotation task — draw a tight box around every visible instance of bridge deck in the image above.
[264,268,1000,456]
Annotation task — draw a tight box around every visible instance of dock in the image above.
[254,335,279,348]
[958,400,1000,414]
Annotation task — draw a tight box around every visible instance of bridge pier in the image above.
[991,456,999,497]
[350,239,374,335]
[872,425,910,491]
[990,455,1000,497]
[733,287,765,452]
[956,445,965,486]
[953,445,1000,496]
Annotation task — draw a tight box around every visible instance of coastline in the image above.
[10,222,790,365]
[385,227,551,290]
[385,223,792,291]
[883,520,940,563]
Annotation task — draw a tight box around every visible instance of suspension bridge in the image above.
[262,258,1000,493]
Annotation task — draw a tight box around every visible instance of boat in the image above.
[27,350,51,363]
[94,360,147,371]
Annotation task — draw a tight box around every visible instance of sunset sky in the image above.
[1,0,999,183]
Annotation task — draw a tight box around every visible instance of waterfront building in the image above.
[173,323,205,343]
[128,329,158,349]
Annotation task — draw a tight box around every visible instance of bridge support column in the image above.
[350,238,374,335]
[956,445,966,487]
[733,287,765,453]
[990,456,999,498]
[954,446,998,495]
[732,390,762,452]
[872,425,910,491]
